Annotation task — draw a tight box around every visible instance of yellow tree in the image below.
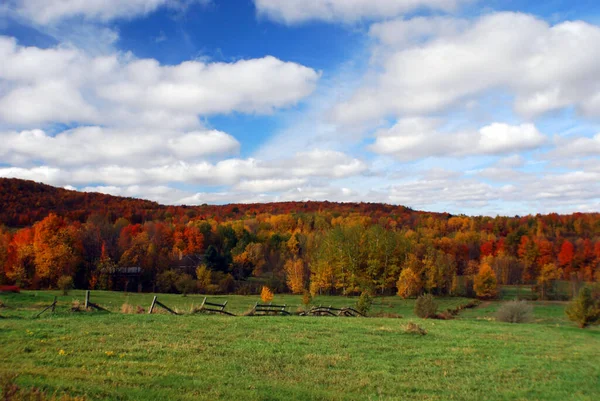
[538,263,563,300]
[260,286,274,303]
[474,261,498,299]
[284,258,305,294]
[396,268,422,298]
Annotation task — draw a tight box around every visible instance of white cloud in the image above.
[0,148,368,187]
[334,13,600,125]
[254,0,469,24]
[0,128,240,167]
[369,119,546,161]
[235,179,307,193]
[4,0,209,25]
[369,16,468,47]
[0,36,320,127]
[547,133,600,158]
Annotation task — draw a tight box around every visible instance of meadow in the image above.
[1,290,599,401]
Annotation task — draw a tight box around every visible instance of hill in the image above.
[0,178,422,228]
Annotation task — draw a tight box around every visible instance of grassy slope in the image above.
[1,291,599,401]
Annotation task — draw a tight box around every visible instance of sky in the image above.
[1,0,600,216]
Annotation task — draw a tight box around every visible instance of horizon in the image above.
[1,1,600,216]
[5,176,600,220]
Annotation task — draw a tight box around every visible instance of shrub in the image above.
[175,274,196,296]
[356,291,373,315]
[156,271,179,293]
[218,273,235,293]
[404,322,427,335]
[414,294,438,318]
[121,303,134,314]
[496,300,533,323]
[0,285,20,293]
[57,275,74,295]
[566,286,600,328]
[260,286,274,303]
[71,300,85,312]
[301,291,312,307]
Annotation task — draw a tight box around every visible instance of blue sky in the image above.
[0,0,599,216]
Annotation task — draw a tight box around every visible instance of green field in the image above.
[1,291,599,400]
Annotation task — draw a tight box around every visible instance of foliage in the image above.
[474,261,498,299]
[414,294,438,318]
[566,286,600,328]
[537,263,563,300]
[175,274,196,296]
[284,258,305,294]
[356,291,373,315]
[57,275,74,295]
[195,264,212,292]
[496,300,533,323]
[260,286,274,303]
[3,178,600,299]
[396,268,422,298]
[301,290,312,307]
[156,271,180,293]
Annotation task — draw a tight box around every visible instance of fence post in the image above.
[149,296,157,314]
[85,291,90,309]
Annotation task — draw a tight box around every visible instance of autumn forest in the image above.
[1,178,599,299]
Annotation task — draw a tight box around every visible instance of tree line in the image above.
[0,179,599,298]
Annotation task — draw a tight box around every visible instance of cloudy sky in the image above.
[1,0,599,216]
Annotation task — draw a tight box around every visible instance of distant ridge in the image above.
[0,178,422,227]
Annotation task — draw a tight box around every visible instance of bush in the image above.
[302,291,312,307]
[156,271,179,293]
[414,294,438,318]
[57,275,74,295]
[404,322,427,335]
[70,300,85,312]
[566,286,600,328]
[356,291,373,315]
[496,300,533,323]
[175,274,196,296]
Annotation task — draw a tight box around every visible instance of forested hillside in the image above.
[1,178,599,298]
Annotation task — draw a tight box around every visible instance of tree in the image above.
[396,268,422,298]
[33,214,80,287]
[195,264,212,293]
[260,286,274,303]
[566,286,600,328]
[558,240,574,277]
[538,263,562,300]
[57,275,74,295]
[284,258,305,294]
[474,261,498,299]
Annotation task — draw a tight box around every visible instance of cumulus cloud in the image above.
[3,0,209,25]
[334,12,600,125]
[254,0,469,24]
[547,133,600,158]
[0,37,320,127]
[0,148,368,187]
[369,119,546,161]
[0,128,240,167]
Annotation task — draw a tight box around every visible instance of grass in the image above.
[1,291,599,400]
